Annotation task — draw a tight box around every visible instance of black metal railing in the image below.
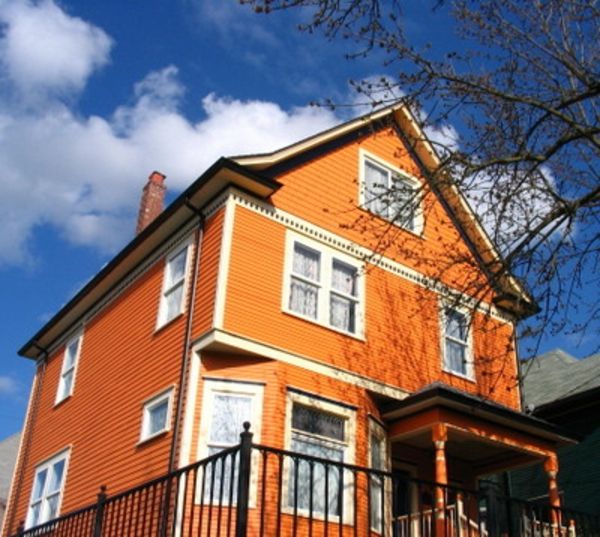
[12,424,600,537]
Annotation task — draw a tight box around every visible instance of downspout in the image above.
[168,200,204,474]
[5,343,48,535]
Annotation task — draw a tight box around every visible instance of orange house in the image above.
[2,105,582,537]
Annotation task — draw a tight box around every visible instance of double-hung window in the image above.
[442,306,472,378]
[157,241,191,327]
[26,450,69,528]
[198,380,263,504]
[369,422,387,533]
[361,150,421,234]
[286,391,355,520]
[285,234,362,336]
[140,388,173,442]
[55,332,82,404]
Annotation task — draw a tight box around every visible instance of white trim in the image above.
[196,379,263,506]
[25,448,71,529]
[213,196,236,329]
[282,231,365,339]
[55,331,83,405]
[283,390,356,524]
[439,301,475,381]
[139,387,175,443]
[178,351,201,467]
[156,237,194,329]
[193,328,409,401]
[228,189,514,324]
[359,148,424,236]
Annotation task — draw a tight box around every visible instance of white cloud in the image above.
[0,0,112,103]
[0,375,19,396]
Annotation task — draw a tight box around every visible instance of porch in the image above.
[12,424,599,537]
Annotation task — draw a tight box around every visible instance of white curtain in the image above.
[330,261,356,332]
[364,161,389,217]
[391,175,416,230]
[290,244,320,318]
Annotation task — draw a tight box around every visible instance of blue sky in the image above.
[0,0,595,440]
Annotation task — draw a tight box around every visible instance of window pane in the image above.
[289,278,318,319]
[370,433,384,470]
[64,338,79,369]
[330,294,355,333]
[32,469,47,501]
[446,309,467,341]
[46,493,60,521]
[391,175,416,230]
[59,370,73,400]
[289,435,344,515]
[331,261,356,296]
[209,394,252,445]
[292,405,345,441]
[204,447,238,503]
[148,399,168,436]
[48,459,65,493]
[164,282,184,321]
[445,340,467,374]
[167,248,188,287]
[364,161,389,217]
[28,502,41,527]
[293,244,320,281]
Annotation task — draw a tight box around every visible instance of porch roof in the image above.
[376,384,576,475]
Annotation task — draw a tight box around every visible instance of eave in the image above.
[18,158,280,359]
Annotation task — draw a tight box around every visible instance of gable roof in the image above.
[18,103,534,359]
[521,349,600,409]
[233,102,536,318]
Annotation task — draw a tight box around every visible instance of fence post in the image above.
[235,421,254,537]
[93,485,107,537]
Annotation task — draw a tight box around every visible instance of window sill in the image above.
[154,312,184,335]
[442,367,476,383]
[358,206,425,240]
[137,429,169,447]
[54,394,72,409]
[282,309,366,342]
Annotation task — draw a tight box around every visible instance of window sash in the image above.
[443,308,470,375]
[56,334,81,403]
[159,243,190,326]
[27,453,68,529]
[141,390,172,441]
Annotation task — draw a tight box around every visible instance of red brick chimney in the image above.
[136,171,166,235]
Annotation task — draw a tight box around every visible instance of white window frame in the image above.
[156,238,192,328]
[26,449,70,529]
[283,390,356,524]
[55,331,83,405]
[359,149,424,235]
[368,419,390,534]
[282,231,365,338]
[196,379,264,505]
[139,387,174,443]
[440,302,475,380]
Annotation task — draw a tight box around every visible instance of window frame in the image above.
[139,387,174,443]
[196,379,264,505]
[368,419,389,534]
[359,149,424,235]
[440,303,475,381]
[282,232,365,338]
[26,449,70,529]
[156,238,192,329]
[55,331,83,405]
[283,390,356,524]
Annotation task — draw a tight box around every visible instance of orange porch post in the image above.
[433,423,448,537]
[544,455,562,532]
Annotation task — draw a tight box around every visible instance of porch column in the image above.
[544,455,561,530]
[432,423,448,536]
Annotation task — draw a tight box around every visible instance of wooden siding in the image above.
[224,205,519,409]
[5,209,225,535]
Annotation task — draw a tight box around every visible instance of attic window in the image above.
[360,150,422,234]
[157,239,192,328]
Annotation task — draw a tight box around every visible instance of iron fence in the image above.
[11,424,600,537]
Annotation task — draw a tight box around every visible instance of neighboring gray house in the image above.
[0,432,21,527]
[508,349,600,515]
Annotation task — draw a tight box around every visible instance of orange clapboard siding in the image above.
[270,127,488,293]
[224,204,519,409]
[9,209,225,529]
[192,353,379,468]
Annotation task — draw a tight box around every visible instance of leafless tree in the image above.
[244,0,600,357]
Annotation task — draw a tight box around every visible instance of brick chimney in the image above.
[136,171,166,235]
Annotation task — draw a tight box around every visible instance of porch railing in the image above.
[11,424,600,537]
